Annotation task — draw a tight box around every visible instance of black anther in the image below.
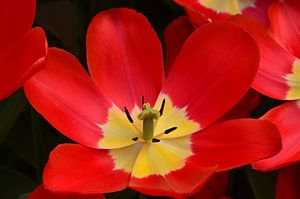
[164,127,178,134]
[142,96,145,106]
[152,138,160,143]
[124,107,133,123]
[159,99,166,116]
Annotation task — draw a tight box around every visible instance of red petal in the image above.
[253,101,300,170]
[163,22,259,128]
[28,185,104,199]
[269,0,300,58]
[174,0,274,27]
[164,16,194,74]
[185,8,208,27]
[86,8,164,110]
[129,162,216,198]
[174,0,231,22]
[0,0,35,49]
[0,27,47,100]
[191,119,282,171]
[276,163,300,199]
[43,144,130,194]
[192,172,229,199]
[229,15,296,100]
[242,0,275,28]
[24,48,111,148]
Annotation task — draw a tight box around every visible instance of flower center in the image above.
[200,0,255,15]
[124,98,177,143]
[98,94,200,177]
[285,59,300,99]
[97,94,200,151]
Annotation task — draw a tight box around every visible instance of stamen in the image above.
[142,96,145,107]
[164,127,178,134]
[132,137,138,141]
[124,107,133,123]
[159,99,166,116]
[152,138,160,143]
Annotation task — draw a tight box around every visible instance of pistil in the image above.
[138,103,160,141]
[125,98,173,142]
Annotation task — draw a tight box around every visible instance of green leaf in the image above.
[0,90,27,144]
[244,166,278,199]
[0,166,36,199]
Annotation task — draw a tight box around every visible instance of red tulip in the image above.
[228,0,300,171]
[173,0,275,28]
[0,0,47,100]
[229,0,300,101]
[24,8,281,198]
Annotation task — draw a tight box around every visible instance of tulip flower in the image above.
[24,8,281,198]
[28,185,104,199]
[228,0,300,171]
[228,0,300,101]
[173,0,275,27]
[0,0,47,100]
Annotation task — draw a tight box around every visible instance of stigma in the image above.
[137,103,160,140]
[124,98,177,142]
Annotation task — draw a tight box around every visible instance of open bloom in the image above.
[229,0,300,101]
[24,8,281,198]
[28,185,104,199]
[0,0,47,100]
[173,0,275,27]
[227,0,300,170]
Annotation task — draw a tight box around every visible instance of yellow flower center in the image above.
[97,94,200,178]
[200,0,255,15]
[286,59,300,99]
